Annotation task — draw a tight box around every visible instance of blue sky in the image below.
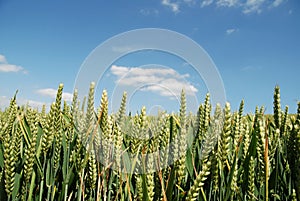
[0,0,299,114]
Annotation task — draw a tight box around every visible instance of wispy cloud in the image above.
[161,0,180,13]
[0,54,27,74]
[243,0,266,14]
[271,0,285,7]
[216,0,239,7]
[201,0,214,7]
[226,28,238,35]
[199,0,284,14]
[110,65,197,98]
[162,0,278,14]
[36,88,73,101]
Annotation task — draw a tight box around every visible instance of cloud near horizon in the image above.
[0,95,47,109]
[162,0,286,14]
[36,88,73,101]
[0,54,28,74]
[110,65,198,98]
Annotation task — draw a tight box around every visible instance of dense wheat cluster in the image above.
[0,84,299,201]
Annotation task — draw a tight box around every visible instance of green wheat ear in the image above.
[158,114,170,170]
[42,102,56,154]
[116,91,127,126]
[71,88,78,117]
[179,89,186,127]
[186,160,211,201]
[280,105,289,136]
[82,82,96,148]
[24,110,38,183]
[99,89,109,134]
[177,89,187,186]
[202,93,211,135]
[247,156,256,201]
[242,121,250,161]
[194,104,203,142]
[3,94,17,140]
[273,85,281,129]
[53,83,64,170]
[256,118,266,184]
[220,102,231,168]
[139,106,147,129]
[3,97,18,196]
[211,103,222,192]
[287,102,300,201]
[4,131,17,196]
[87,148,97,190]
[231,112,241,195]
[113,122,123,171]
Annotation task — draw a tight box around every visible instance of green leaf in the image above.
[186,147,194,179]
[166,166,176,200]
[141,174,149,201]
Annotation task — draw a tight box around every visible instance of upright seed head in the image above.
[99,89,108,133]
[280,105,289,136]
[71,89,78,117]
[84,82,96,137]
[55,83,64,111]
[220,102,231,168]
[239,99,244,119]
[42,102,56,154]
[116,91,127,126]
[202,93,211,133]
[273,86,281,129]
[179,89,186,128]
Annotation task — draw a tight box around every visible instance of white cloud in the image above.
[243,0,266,14]
[0,54,6,63]
[111,65,130,76]
[110,65,197,98]
[217,0,239,7]
[140,79,198,97]
[0,95,47,109]
[192,0,284,14]
[201,0,214,7]
[226,28,238,35]
[161,0,180,13]
[0,54,27,73]
[0,64,24,73]
[271,0,284,7]
[36,88,73,101]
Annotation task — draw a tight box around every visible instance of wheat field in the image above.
[0,84,299,201]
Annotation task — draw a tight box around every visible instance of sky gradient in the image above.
[0,0,299,114]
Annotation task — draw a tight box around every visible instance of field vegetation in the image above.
[0,84,299,201]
